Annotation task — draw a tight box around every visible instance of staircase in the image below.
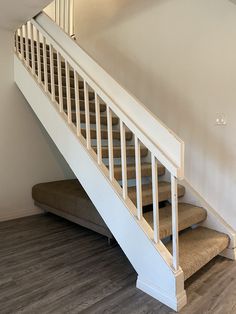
[13,9,235,312]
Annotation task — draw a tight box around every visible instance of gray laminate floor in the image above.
[0,213,235,314]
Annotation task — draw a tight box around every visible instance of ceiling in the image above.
[0,0,52,31]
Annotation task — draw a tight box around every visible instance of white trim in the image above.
[0,208,43,222]
[181,179,236,249]
[220,248,236,261]
[137,276,187,312]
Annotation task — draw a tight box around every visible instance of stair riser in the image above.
[37,69,84,91]
[114,165,165,181]
[144,204,208,240]
[45,73,84,90]
[16,38,50,51]
[130,185,185,207]
[48,84,94,101]
[70,112,118,126]
[18,49,56,62]
[55,97,107,113]
[81,129,132,141]
[29,63,74,79]
[93,147,148,158]
[47,74,83,89]
[31,56,66,68]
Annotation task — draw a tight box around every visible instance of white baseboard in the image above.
[136,276,187,312]
[220,248,236,260]
[0,208,43,222]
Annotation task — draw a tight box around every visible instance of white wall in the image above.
[44,2,55,21]
[0,0,52,30]
[0,28,73,220]
[73,0,236,229]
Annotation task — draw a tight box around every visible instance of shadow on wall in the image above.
[73,0,236,229]
[74,0,168,37]
[14,83,75,179]
[79,33,236,229]
[35,116,75,181]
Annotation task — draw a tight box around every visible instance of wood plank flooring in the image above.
[0,213,235,314]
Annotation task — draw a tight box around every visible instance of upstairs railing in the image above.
[44,0,74,37]
[14,10,184,273]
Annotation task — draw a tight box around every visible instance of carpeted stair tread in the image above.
[166,226,229,280]
[70,111,119,126]
[49,83,94,100]
[46,73,84,89]
[58,97,107,112]
[32,179,107,227]
[128,182,185,206]
[81,128,132,140]
[93,146,148,158]
[114,162,165,180]
[144,203,207,239]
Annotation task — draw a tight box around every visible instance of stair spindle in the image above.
[14,31,17,53]
[49,44,55,102]
[20,27,24,61]
[65,61,72,123]
[171,174,179,271]
[135,136,143,220]
[120,121,128,199]
[152,154,160,243]
[84,81,91,149]
[57,52,63,112]
[42,36,48,92]
[63,0,66,31]
[67,0,70,34]
[24,23,30,67]
[36,29,42,83]
[69,0,74,37]
[107,106,114,181]
[95,94,102,165]
[74,70,81,136]
[30,23,35,75]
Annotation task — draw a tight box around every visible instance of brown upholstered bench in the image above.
[32,179,113,240]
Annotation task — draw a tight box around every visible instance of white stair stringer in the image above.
[14,55,187,311]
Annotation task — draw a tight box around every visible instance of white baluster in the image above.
[42,36,48,92]
[49,44,55,102]
[135,136,142,220]
[63,0,66,31]
[120,121,128,199]
[66,61,72,123]
[107,107,114,181]
[152,154,160,243]
[74,70,81,136]
[171,174,179,271]
[95,94,102,165]
[14,31,17,53]
[24,23,29,67]
[36,29,41,83]
[59,0,63,28]
[54,0,58,23]
[70,0,75,37]
[57,52,63,112]
[67,0,70,34]
[84,81,91,149]
[30,23,35,75]
[20,27,24,60]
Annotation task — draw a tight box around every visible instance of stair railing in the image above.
[47,0,75,37]
[14,14,184,273]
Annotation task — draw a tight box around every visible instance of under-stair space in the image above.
[13,13,235,311]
